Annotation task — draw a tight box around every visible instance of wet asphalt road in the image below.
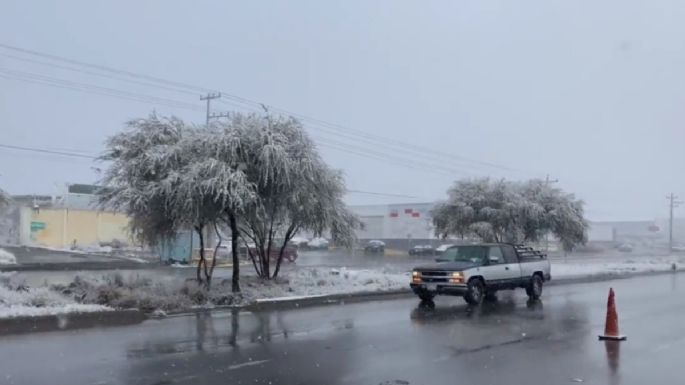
[2,273,685,385]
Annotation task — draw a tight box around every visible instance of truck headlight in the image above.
[411,271,421,283]
[450,272,463,283]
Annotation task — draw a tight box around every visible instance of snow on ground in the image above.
[245,267,409,299]
[0,248,16,265]
[552,255,685,280]
[0,273,111,318]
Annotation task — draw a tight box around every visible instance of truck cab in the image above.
[410,243,551,304]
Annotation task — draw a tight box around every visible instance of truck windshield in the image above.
[442,246,488,264]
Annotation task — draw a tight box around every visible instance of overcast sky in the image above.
[1,0,684,221]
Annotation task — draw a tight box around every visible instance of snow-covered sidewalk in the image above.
[1,254,684,319]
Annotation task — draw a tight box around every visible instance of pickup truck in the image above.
[410,243,551,304]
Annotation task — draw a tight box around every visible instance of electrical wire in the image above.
[0,43,526,175]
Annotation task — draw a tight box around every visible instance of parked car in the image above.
[410,243,551,304]
[435,244,455,254]
[364,240,385,254]
[306,237,330,250]
[617,243,633,252]
[408,245,435,256]
[245,244,299,262]
[289,236,309,248]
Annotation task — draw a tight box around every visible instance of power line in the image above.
[346,189,423,199]
[313,136,476,177]
[0,143,97,159]
[0,142,429,201]
[0,43,214,94]
[0,43,524,175]
[0,69,204,111]
[0,52,199,97]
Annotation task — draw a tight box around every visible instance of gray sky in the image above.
[1,0,684,221]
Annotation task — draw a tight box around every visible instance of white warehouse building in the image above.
[349,202,438,241]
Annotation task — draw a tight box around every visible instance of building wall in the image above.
[21,207,132,248]
[350,202,437,240]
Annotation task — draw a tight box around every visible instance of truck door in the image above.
[481,246,517,287]
[501,244,523,286]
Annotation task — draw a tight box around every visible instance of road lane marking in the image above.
[228,359,270,371]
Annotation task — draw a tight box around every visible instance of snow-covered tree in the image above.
[98,114,251,289]
[180,127,255,291]
[432,178,587,250]
[226,113,361,279]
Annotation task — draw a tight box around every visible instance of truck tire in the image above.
[526,274,543,300]
[464,278,485,305]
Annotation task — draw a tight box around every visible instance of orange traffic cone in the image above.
[599,288,627,341]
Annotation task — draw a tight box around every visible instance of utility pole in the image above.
[544,174,559,252]
[199,93,227,250]
[200,92,222,127]
[666,193,682,252]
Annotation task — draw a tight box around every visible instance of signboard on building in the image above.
[30,221,46,231]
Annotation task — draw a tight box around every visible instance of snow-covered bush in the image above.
[0,273,110,318]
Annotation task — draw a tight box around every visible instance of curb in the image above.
[246,289,412,311]
[0,261,155,272]
[0,309,146,335]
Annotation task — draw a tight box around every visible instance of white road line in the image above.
[227,359,270,371]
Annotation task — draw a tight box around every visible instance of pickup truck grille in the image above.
[420,271,449,277]
[418,271,450,283]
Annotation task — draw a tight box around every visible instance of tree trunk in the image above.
[206,222,222,289]
[272,225,296,279]
[272,240,288,279]
[195,226,205,284]
[229,213,241,293]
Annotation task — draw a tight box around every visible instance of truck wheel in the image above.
[464,278,484,305]
[526,274,543,300]
[418,292,435,302]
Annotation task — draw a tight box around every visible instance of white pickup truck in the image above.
[410,243,551,304]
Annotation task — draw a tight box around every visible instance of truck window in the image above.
[488,246,504,265]
[501,245,518,263]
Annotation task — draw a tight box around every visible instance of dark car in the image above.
[245,244,299,262]
[408,245,435,256]
[364,240,385,254]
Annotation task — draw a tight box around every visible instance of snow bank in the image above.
[0,248,16,265]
